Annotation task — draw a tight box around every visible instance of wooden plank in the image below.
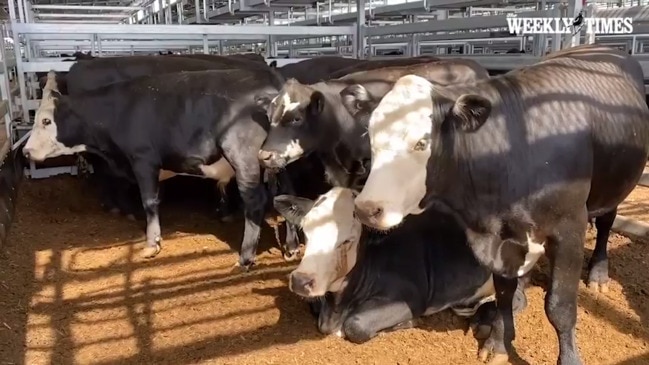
[612,214,649,242]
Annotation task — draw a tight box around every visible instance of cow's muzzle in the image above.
[288,271,315,297]
[258,149,287,169]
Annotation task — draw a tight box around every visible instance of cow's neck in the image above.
[422,82,512,233]
[59,94,132,180]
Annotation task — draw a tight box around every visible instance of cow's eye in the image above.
[355,101,363,110]
[291,116,302,124]
[342,239,353,245]
[413,138,429,151]
[42,118,52,126]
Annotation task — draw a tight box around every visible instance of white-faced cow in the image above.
[353,44,649,364]
[257,59,489,190]
[274,187,528,345]
[22,66,298,269]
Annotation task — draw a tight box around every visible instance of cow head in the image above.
[256,79,329,169]
[354,74,491,230]
[274,187,361,298]
[23,91,87,162]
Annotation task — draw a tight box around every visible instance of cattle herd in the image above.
[19,44,649,365]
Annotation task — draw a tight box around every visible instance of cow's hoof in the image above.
[109,207,121,215]
[587,264,610,293]
[282,249,301,262]
[470,322,492,340]
[141,244,161,259]
[478,334,508,364]
[485,353,509,365]
[587,280,609,293]
[232,260,255,273]
[126,214,136,222]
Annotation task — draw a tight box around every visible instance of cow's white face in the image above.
[354,75,435,230]
[23,95,86,162]
[274,187,361,297]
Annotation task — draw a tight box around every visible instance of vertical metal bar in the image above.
[202,34,208,54]
[8,0,29,125]
[17,0,25,23]
[203,0,208,21]
[356,0,365,59]
[195,0,201,23]
[177,2,183,24]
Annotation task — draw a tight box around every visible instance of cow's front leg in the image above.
[131,160,163,259]
[275,170,300,261]
[341,297,415,344]
[469,275,529,341]
[477,275,517,365]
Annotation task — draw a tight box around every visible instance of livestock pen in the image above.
[0,0,649,364]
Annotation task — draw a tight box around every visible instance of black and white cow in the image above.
[65,54,269,95]
[273,187,527,345]
[352,44,649,364]
[22,66,297,268]
[257,59,489,190]
[58,55,275,220]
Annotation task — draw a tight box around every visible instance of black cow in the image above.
[65,55,269,95]
[326,55,440,79]
[352,44,649,364]
[271,56,367,84]
[273,187,528,345]
[22,66,298,268]
[257,59,489,190]
[59,55,275,219]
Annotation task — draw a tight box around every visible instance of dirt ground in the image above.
[0,175,648,365]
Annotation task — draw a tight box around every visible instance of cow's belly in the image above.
[159,158,236,183]
[423,275,496,318]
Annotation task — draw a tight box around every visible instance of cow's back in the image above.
[277,56,366,84]
[339,58,489,87]
[66,56,258,95]
[327,55,439,79]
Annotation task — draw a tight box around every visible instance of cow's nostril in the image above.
[370,206,383,218]
[258,150,274,161]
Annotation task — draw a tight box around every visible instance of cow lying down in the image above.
[274,187,528,344]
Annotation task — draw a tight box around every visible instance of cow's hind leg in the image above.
[342,298,414,344]
[131,160,163,258]
[587,208,615,293]
[546,212,586,365]
[215,180,236,222]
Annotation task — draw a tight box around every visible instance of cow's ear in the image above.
[273,194,314,226]
[340,84,371,115]
[308,91,325,115]
[269,60,278,68]
[254,92,276,108]
[447,94,491,133]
